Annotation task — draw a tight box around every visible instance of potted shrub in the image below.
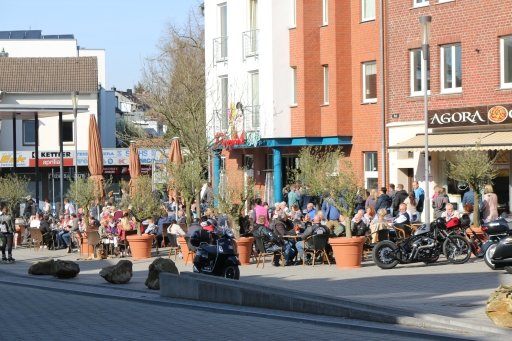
[126,175,163,259]
[216,168,255,266]
[294,147,366,269]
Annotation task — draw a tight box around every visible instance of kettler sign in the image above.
[428,103,512,128]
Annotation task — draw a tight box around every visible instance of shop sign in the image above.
[120,165,152,175]
[428,103,512,128]
[0,151,30,167]
[103,167,120,174]
[29,158,74,167]
[48,173,86,180]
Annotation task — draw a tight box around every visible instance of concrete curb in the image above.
[160,272,512,336]
[0,276,476,341]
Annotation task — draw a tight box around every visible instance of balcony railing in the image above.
[213,36,228,63]
[242,29,259,61]
[211,105,261,142]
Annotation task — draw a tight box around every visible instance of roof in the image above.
[388,132,512,152]
[0,30,74,40]
[0,57,98,93]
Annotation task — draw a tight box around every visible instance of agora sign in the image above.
[428,104,512,128]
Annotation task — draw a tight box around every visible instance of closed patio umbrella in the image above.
[88,115,105,201]
[129,142,142,196]
[168,137,183,204]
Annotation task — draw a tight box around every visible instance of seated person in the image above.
[364,207,377,226]
[351,213,369,237]
[390,203,411,236]
[332,214,346,237]
[168,219,187,237]
[352,209,366,224]
[441,203,460,222]
[463,204,474,225]
[252,215,293,266]
[296,216,330,264]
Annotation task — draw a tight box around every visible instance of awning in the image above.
[389,132,512,152]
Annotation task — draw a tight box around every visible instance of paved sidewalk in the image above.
[3,245,512,335]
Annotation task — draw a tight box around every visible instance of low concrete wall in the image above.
[161,272,420,326]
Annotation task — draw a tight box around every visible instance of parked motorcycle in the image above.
[481,215,512,270]
[190,227,241,280]
[373,218,471,269]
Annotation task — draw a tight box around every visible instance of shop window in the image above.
[410,49,430,96]
[414,0,429,8]
[440,44,462,93]
[323,65,329,104]
[60,121,74,143]
[363,61,377,103]
[364,152,378,190]
[322,0,328,25]
[362,0,375,21]
[501,36,512,89]
[23,120,36,145]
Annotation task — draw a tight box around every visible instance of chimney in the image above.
[0,48,9,57]
[127,89,133,96]
[111,86,116,91]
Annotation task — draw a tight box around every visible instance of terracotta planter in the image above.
[15,225,22,247]
[177,237,194,263]
[126,234,154,259]
[329,236,366,269]
[80,238,95,255]
[236,237,254,266]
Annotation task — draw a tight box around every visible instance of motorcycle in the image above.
[373,218,471,270]
[481,215,512,270]
[190,227,241,280]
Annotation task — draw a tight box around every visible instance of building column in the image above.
[35,112,39,205]
[213,149,221,207]
[59,112,64,208]
[273,147,283,203]
[12,114,16,173]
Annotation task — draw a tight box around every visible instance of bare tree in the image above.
[0,173,30,218]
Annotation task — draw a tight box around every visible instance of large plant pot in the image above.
[126,234,154,259]
[236,236,254,266]
[15,225,22,247]
[329,236,366,269]
[81,237,95,255]
[177,237,194,263]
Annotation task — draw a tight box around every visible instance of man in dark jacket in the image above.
[295,216,329,264]
[392,184,408,217]
[39,214,55,249]
[351,213,369,237]
[186,218,202,237]
[375,187,391,212]
[252,219,290,266]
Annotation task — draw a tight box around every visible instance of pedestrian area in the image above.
[2,246,512,339]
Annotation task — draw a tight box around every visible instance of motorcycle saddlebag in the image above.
[190,229,211,247]
[482,218,512,235]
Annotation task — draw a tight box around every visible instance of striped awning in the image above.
[389,132,512,152]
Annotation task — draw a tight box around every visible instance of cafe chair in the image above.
[184,236,198,265]
[303,234,330,266]
[254,236,284,268]
[167,233,181,260]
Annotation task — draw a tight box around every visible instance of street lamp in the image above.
[72,91,79,200]
[419,15,431,228]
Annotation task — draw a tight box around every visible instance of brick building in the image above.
[386,0,512,212]
[205,0,385,206]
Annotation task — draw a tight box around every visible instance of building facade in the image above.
[205,0,385,205]
[386,0,512,212]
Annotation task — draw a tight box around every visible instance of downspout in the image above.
[379,0,386,187]
[97,84,102,140]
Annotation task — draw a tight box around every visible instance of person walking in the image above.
[412,181,425,222]
[481,184,498,222]
[0,207,16,263]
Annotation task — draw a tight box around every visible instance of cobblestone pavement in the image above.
[2,244,512,336]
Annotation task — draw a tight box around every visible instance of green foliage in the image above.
[292,147,363,238]
[67,176,113,229]
[129,174,165,235]
[447,143,498,227]
[0,173,29,217]
[116,120,147,148]
[215,168,255,226]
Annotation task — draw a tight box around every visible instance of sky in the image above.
[0,0,200,90]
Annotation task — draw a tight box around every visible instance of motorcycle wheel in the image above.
[484,244,503,270]
[469,237,483,257]
[372,241,400,269]
[443,235,471,264]
[222,265,240,280]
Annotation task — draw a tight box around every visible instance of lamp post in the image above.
[419,16,431,228]
[72,91,79,200]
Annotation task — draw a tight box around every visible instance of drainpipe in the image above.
[379,0,386,187]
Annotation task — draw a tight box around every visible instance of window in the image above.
[362,0,375,21]
[414,0,429,7]
[60,121,74,143]
[440,44,462,93]
[323,65,329,104]
[501,36,512,88]
[219,4,228,59]
[292,0,296,27]
[220,76,229,130]
[292,67,297,105]
[250,0,258,30]
[364,152,378,191]
[363,62,377,102]
[23,120,36,145]
[410,49,430,96]
[322,0,328,25]
[251,72,260,129]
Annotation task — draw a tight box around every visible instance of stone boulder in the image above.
[145,257,179,290]
[486,285,512,328]
[52,260,80,279]
[28,258,55,276]
[100,260,133,284]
